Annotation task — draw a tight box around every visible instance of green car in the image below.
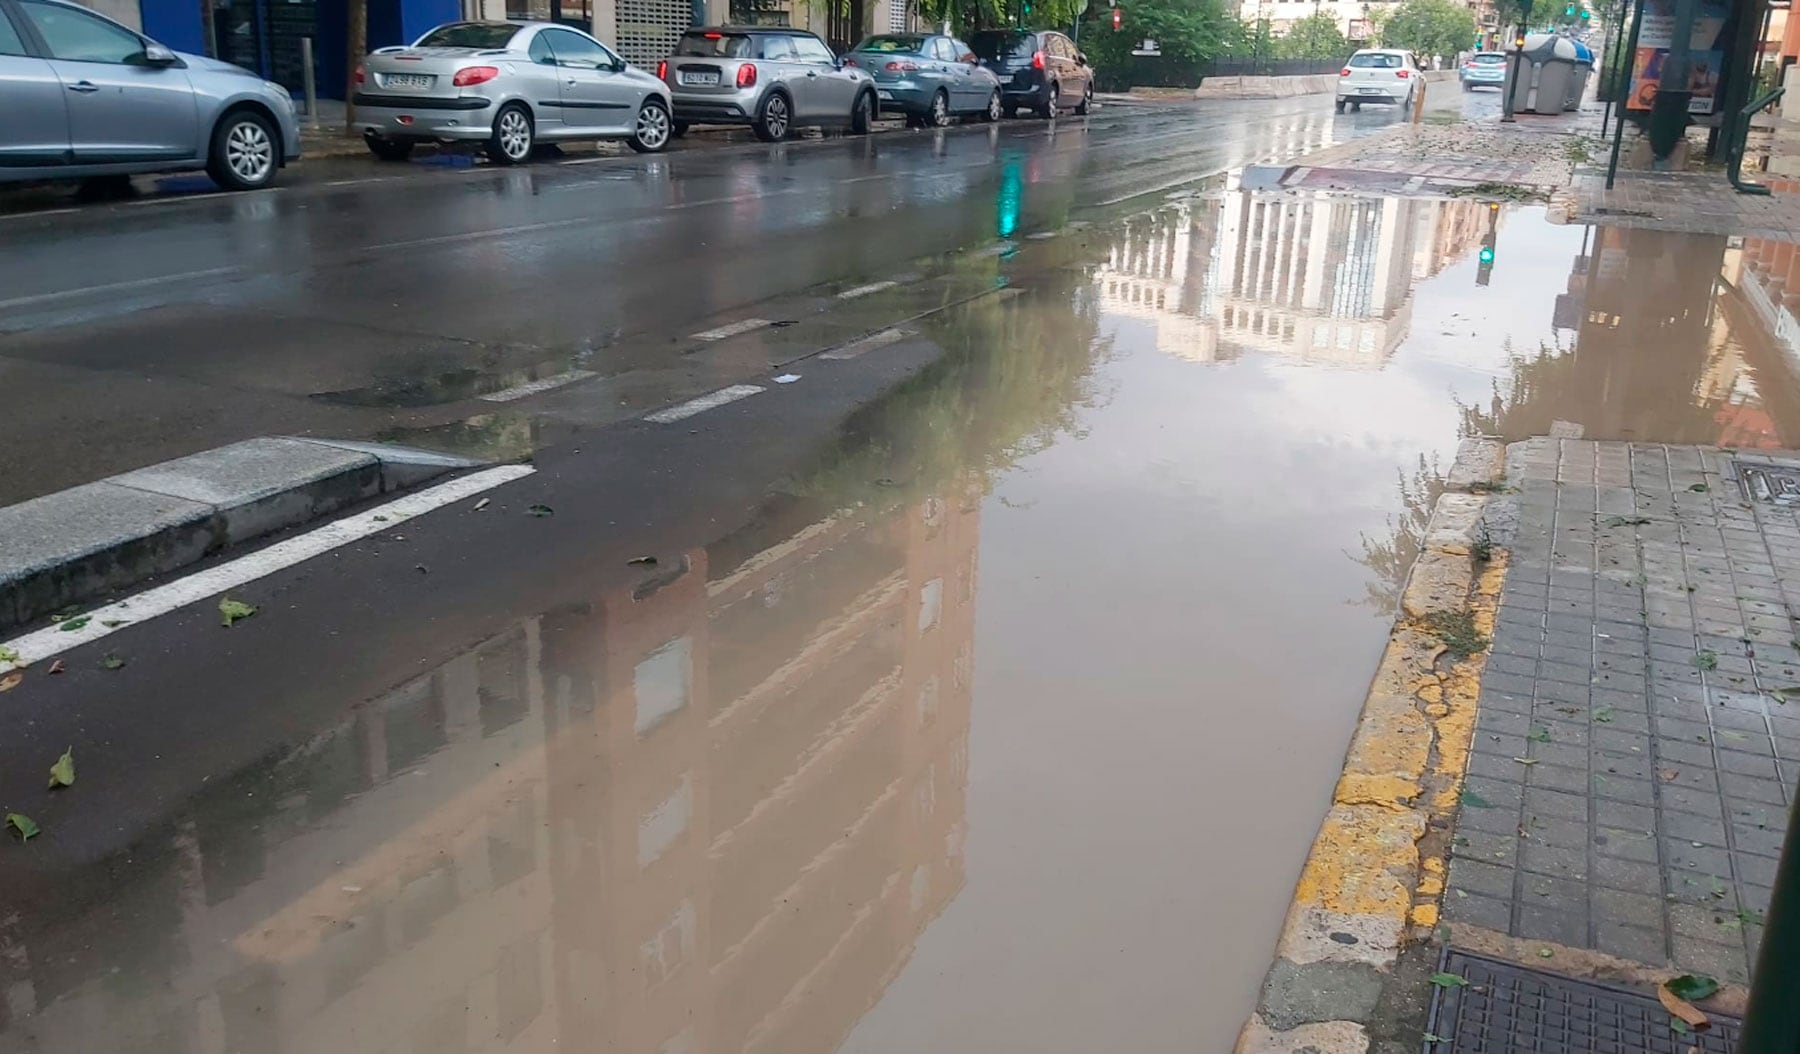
[847,33,1004,127]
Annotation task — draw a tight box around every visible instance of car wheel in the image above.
[364,134,414,162]
[487,103,535,165]
[206,109,279,191]
[1350,101,1362,111]
[1334,98,1346,112]
[981,90,1002,122]
[1035,84,1056,119]
[672,120,689,138]
[1074,82,1091,115]
[629,97,672,153]
[753,91,790,142]
[1003,102,1018,119]
[850,90,875,135]
[1461,81,1472,92]
[928,90,950,128]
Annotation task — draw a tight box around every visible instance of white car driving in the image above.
[1335,48,1421,112]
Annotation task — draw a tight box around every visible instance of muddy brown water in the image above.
[8,194,1800,1053]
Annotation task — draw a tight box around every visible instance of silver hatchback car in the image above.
[0,0,301,191]
[660,27,877,142]
[355,21,674,163]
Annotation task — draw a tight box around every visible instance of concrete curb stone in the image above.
[1236,436,1507,1054]
[0,437,481,631]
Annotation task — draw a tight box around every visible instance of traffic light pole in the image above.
[1736,772,1800,1052]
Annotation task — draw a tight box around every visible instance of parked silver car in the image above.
[0,0,300,191]
[355,21,674,163]
[659,27,877,143]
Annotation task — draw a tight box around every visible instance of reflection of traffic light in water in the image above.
[997,156,1023,239]
[1476,202,1499,286]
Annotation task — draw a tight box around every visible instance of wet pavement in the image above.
[12,88,1800,1054]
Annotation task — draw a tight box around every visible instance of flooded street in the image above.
[12,101,1800,1053]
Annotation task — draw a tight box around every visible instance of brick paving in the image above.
[1570,171,1800,240]
[1444,438,1800,985]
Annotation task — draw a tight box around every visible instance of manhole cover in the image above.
[1427,950,1742,1052]
[1737,459,1800,505]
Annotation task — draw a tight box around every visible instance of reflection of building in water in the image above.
[1462,227,1800,449]
[3,493,978,1054]
[1093,193,1489,366]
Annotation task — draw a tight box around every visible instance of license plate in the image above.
[680,71,720,86]
[384,73,432,90]
[997,74,1012,84]
[1358,87,1383,94]
[877,89,894,100]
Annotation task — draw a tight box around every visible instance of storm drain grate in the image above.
[1735,459,1800,505]
[1426,950,1742,1053]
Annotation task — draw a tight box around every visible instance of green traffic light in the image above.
[1479,247,1495,263]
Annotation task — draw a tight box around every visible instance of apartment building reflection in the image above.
[1094,191,1490,365]
[1,492,979,1054]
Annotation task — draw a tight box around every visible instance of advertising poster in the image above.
[1626,0,1729,113]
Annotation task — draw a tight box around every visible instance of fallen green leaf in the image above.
[1671,1017,1691,1035]
[6,813,39,841]
[1594,707,1615,722]
[1695,651,1719,672]
[527,504,554,517]
[0,646,18,665]
[1423,1033,1447,1044]
[1665,974,1720,1001]
[218,597,256,628]
[1459,789,1492,808]
[100,619,126,628]
[1529,725,1553,743]
[1429,972,1470,988]
[100,655,125,671]
[1538,948,1555,958]
[47,748,74,790]
[1689,483,1709,493]
[57,615,90,632]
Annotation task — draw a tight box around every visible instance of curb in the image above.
[0,437,480,631]
[1236,437,1510,1053]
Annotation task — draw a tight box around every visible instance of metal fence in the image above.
[1094,56,1346,92]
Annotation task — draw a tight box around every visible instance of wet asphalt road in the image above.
[0,86,1667,1054]
[0,93,1441,507]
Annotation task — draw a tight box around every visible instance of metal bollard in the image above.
[301,36,319,130]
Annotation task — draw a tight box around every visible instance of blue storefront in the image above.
[135,0,459,98]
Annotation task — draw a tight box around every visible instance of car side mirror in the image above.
[1077,51,1088,65]
[142,43,179,66]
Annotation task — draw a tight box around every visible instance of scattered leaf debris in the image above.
[218,597,257,628]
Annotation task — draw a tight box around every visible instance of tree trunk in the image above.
[345,0,367,134]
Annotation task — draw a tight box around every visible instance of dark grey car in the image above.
[0,0,301,190]
[968,28,1094,118]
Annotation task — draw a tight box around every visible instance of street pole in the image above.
[1735,773,1800,1053]
[1604,0,1645,187]
[301,36,319,130]
[1648,0,1697,162]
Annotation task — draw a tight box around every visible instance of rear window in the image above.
[415,23,519,48]
[970,31,1034,59]
[1347,52,1403,68]
[856,35,926,52]
[676,30,753,57]
[1471,53,1505,64]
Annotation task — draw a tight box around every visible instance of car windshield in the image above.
[414,23,519,48]
[1347,52,1403,68]
[856,35,926,52]
[1471,53,1505,64]
[969,31,1034,59]
[676,30,754,56]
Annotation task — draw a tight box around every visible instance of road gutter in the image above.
[1237,437,1509,1053]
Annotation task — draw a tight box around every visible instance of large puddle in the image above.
[9,185,1800,1053]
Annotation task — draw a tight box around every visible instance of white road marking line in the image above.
[0,266,242,311]
[837,280,897,300]
[667,187,807,209]
[691,318,772,341]
[821,328,910,360]
[322,176,395,187]
[643,384,764,424]
[560,156,617,165]
[478,369,597,403]
[0,207,80,222]
[0,464,536,675]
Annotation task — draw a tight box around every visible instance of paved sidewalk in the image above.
[1570,171,1800,240]
[1445,438,1800,987]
